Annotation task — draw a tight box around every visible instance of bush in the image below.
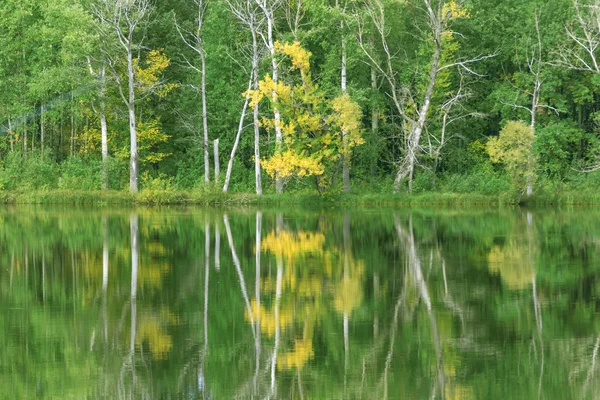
[439,167,510,195]
[21,152,59,190]
[59,157,102,190]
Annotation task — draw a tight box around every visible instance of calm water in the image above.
[1,206,600,399]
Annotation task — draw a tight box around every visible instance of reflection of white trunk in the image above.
[214,223,221,271]
[130,214,139,384]
[395,217,444,397]
[103,217,109,292]
[382,278,406,400]
[254,212,262,393]
[224,215,256,336]
[270,257,283,395]
[205,222,210,350]
[343,214,350,393]
[42,248,46,303]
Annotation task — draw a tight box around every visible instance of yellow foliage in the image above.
[136,49,179,98]
[137,119,172,164]
[487,120,535,191]
[275,41,311,72]
[443,0,471,21]
[248,42,363,188]
[261,150,324,179]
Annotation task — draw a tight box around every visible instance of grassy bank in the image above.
[1,188,598,206]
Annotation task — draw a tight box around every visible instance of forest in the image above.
[2,0,600,200]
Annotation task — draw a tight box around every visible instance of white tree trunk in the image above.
[371,67,378,176]
[252,25,262,195]
[214,139,220,184]
[338,0,350,193]
[8,118,14,152]
[259,4,284,193]
[40,104,45,156]
[127,46,139,193]
[100,67,109,190]
[394,26,442,193]
[223,77,253,192]
[201,47,210,185]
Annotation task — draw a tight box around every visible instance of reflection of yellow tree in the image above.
[246,227,365,373]
[487,215,536,290]
[136,308,179,360]
[488,243,534,290]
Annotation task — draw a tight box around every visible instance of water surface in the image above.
[1,206,599,399]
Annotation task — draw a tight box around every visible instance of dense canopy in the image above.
[1,0,600,197]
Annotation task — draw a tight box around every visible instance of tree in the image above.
[359,0,489,192]
[92,0,152,193]
[487,120,536,197]
[249,42,363,193]
[175,0,211,185]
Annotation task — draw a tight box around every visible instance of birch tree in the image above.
[175,0,210,185]
[87,58,110,189]
[223,0,264,194]
[254,0,285,193]
[560,0,600,172]
[358,0,491,192]
[92,0,151,193]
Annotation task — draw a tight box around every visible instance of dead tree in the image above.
[358,0,494,192]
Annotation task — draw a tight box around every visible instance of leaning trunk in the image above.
[394,28,442,193]
[223,77,253,192]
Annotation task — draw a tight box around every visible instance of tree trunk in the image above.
[8,118,14,152]
[127,45,139,193]
[223,77,253,192]
[339,1,350,193]
[394,29,442,193]
[214,139,220,184]
[41,104,45,156]
[71,93,75,157]
[100,66,109,190]
[201,45,210,185]
[371,67,378,177]
[252,24,262,195]
[23,121,27,158]
[264,9,284,193]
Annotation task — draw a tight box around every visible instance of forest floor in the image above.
[1,188,599,206]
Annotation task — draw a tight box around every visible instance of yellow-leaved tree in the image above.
[248,42,363,193]
[486,120,536,196]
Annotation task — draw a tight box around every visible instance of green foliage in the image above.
[534,121,586,178]
[59,156,102,190]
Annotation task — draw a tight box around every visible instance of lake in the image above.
[1,205,599,399]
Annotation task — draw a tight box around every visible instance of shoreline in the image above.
[1,189,598,207]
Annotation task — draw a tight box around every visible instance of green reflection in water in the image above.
[1,206,600,399]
